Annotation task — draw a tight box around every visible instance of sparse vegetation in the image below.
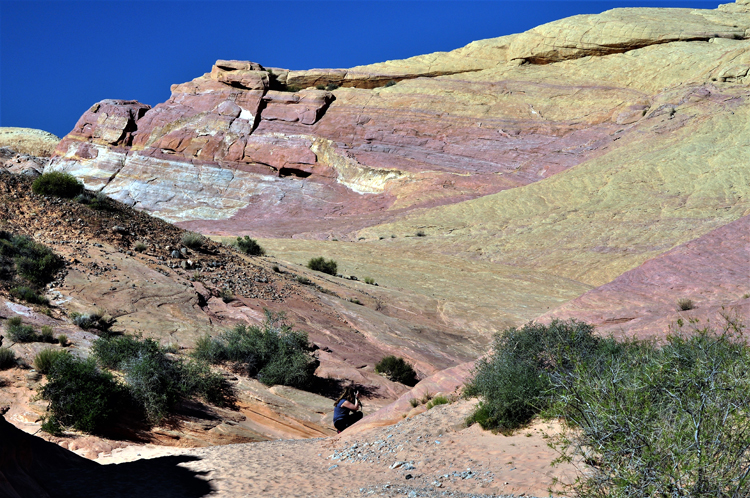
[415,230,426,237]
[464,319,604,431]
[296,276,312,285]
[364,277,375,285]
[70,310,114,332]
[192,312,318,389]
[426,394,450,409]
[220,287,235,303]
[677,297,695,310]
[235,236,265,256]
[31,171,84,198]
[0,348,16,369]
[40,355,125,434]
[385,80,397,87]
[134,241,147,252]
[0,231,63,287]
[349,298,363,305]
[550,317,750,498]
[307,257,337,275]
[6,316,38,343]
[375,355,418,386]
[34,349,69,374]
[39,325,55,343]
[57,334,68,347]
[409,397,420,408]
[325,83,340,91]
[91,334,233,424]
[10,285,48,305]
[181,231,204,250]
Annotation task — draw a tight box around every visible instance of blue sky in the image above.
[1,1,722,138]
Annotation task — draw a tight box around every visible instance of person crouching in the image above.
[333,386,363,433]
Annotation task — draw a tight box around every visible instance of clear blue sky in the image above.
[1,0,721,138]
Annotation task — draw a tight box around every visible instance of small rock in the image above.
[171,250,181,259]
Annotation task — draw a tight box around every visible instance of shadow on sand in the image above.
[43,455,213,498]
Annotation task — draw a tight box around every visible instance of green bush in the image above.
[32,171,84,198]
[193,312,317,388]
[133,241,147,252]
[364,277,375,285]
[551,318,750,498]
[70,311,113,332]
[10,286,49,305]
[677,297,695,311]
[40,355,125,434]
[6,316,37,343]
[57,334,68,347]
[0,348,16,369]
[0,232,63,286]
[39,325,55,343]
[181,232,204,250]
[375,356,418,386]
[426,394,450,409]
[34,349,69,374]
[92,335,161,369]
[307,257,337,275]
[235,236,265,256]
[92,334,233,424]
[464,319,606,431]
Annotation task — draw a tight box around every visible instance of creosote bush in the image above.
[192,312,318,389]
[31,171,84,198]
[0,231,63,286]
[464,319,604,431]
[91,334,233,425]
[6,316,37,343]
[40,355,125,434]
[235,236,265,256]
[0,348,16,369]
[181,231,204,250]
[550,317,750,498]
[307,257,337,276]
[34,349,69,375]
[10,285,49,305]
[677,297,695,310]
[375,355,418,386]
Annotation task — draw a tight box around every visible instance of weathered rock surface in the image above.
[0,127,60,157]
[542,214,750,340]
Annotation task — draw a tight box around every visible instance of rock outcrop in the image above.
[0,127,60,157]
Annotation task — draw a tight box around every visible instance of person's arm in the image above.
[340,399,360,411]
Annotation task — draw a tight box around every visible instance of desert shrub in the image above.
[296,276,312,285]
[40,325,55,343]
[316,85,326,90]
[133,241,147,252]
[70,311,113,332]
[34,349,69,374]
[10,286,49,305]
[325,83,339,91]
[426,394,450,409]
[375,356,418,386]
[92,335,161,369]
[235,236,265,256]
[409,397,420,408]
[464,319,606,431]
[551,318,750,498]
[220,288,235,303]
[0,232,63,286]
[307,257,337,275]
[6,316,37,343]
[193,312,317,388]
[0,348,16,369]
[364,277,375,285]
[93,335,233,424]
[415,230,426,237]
[677,297,695,311]
[31,171,84,198]
[57,334,68,347]
[40,355,125,434]
[181,231,204,250]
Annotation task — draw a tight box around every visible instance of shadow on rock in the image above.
[0,416,213,498]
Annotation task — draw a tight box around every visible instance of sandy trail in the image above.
[94,400,577,498]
